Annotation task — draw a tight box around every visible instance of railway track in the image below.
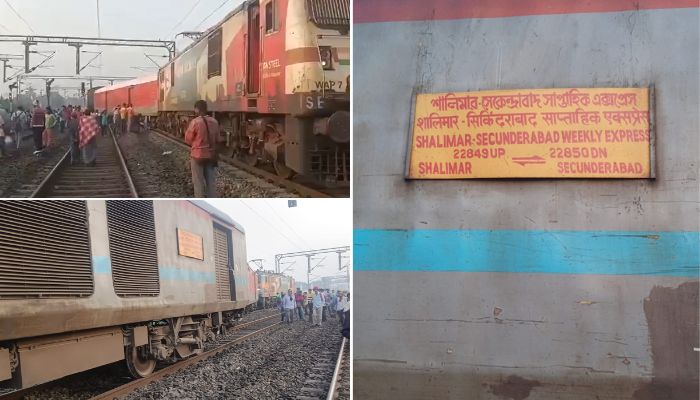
[150,129,347,198]
[297,336,347,400]
[30,134,137,198]
[326,338,349,400]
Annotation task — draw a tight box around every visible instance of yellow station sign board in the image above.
[407,87,653,179]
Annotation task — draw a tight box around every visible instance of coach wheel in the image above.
[273,160,293,179]
[125,345,156,378]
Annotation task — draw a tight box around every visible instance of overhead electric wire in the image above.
[3,0,35,34]
[265,200,313,249]
[166,0,204,38]
[239,200,305,249]
[194,0,231,30]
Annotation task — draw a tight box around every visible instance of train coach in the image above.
[91,0,350,188]
[93,75,159,117]
[0,200,257,389]
[354,1,699,399]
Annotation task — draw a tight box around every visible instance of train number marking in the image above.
[314,81,344,90]
[306,96,325,109]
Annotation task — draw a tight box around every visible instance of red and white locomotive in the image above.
[94,0,350,187]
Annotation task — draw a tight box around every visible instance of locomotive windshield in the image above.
[306,0,349,32]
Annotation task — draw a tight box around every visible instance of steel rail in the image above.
[30,132,137,198]
[326,337,347,400]
[29,148,70,197]
[112,131,139,198]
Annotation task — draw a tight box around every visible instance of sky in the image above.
[0,0,245,97]
[205,199,352,286]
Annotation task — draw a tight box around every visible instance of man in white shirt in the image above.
[283,289,296,324]
[11,107,27,149]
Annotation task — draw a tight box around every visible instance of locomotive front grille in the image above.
[0,201,93,299]
[105,201,160,297]
[307,0,350,29]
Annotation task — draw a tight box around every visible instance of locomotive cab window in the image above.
[265,0,279,34]
[208,29,223,78]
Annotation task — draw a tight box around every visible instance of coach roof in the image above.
[189,200,245,233]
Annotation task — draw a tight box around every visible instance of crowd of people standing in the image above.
[276,287,350,338]
[2,99,222,198]
[0,100,140,165]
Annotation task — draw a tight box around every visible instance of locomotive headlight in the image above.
[319,46,333,70]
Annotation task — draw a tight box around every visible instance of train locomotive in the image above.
[93,0,350,188]
[0,200,258,388]
[256,270,296,307]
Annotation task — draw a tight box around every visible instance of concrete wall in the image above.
[353,2,699,399]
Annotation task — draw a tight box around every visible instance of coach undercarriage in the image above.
[155,111,350,187]
[1,310,247,387]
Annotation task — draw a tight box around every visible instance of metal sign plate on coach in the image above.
[177,228,204,260]
[406,87,653,179]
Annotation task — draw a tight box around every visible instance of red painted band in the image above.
[355,0,699,24]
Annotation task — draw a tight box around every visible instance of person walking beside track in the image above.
[307,289,314,322]
[62,105,71,133]
[79,109,99,166]
[278,293,286,321]
[322,289,331,322]
[342,292,350,339]
[11,106,27,150]
[119,104,127,134]
[283,289,296,324]
[112,106,120,136]
[184,100,221,198]
[126,104,134,133]
[295,289,305,321]
[67,112,80,165]
[100,110,109,137]
[336,291,347,326]
[312,288,324,327]
[330,290,337,319]
[30,100,46,155]
[43,107,57,149]
[0,111,6,158]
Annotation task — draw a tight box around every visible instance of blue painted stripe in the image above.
[93,256,112,274]
[354,229,700,277]
[159,266,216,283]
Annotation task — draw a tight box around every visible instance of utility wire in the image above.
[194,0,230,30]
[264,200,313,249]
[3,0,35,34]
[239,200,305,250]
[166,0,204,38]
